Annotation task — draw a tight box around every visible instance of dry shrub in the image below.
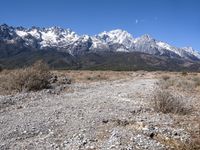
[152,90,191,115]
[86,74,108,81]
[159,79,174,89]
[158,137,200,150]
[160,76,196,91]
[161,75,170,81]
[176,79,195,90]
[192,77,200,87]
[183,139,200,150]
[169,139,200,150]
[0,66,2,72]
[53,70,131,83]
[182,71,188,76]
[0,60,51,93]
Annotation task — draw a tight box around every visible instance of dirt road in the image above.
[0,75,189,150]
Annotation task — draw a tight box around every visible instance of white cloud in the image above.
[135,19,139,24]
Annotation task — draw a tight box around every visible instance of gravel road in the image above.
[0,75,190,150]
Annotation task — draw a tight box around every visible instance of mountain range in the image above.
[1,24,200,71]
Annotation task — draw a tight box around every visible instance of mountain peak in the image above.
[0,24,199,61]
[0,24,12,31]
[108,29,127,33]
[182,46,194,51]
[97,29,134,47]
[0,23,9,27]
[140,34,153,40]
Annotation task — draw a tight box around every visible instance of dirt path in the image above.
[0,76,187,150]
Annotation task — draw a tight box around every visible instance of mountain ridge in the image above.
[1,24,200,71]
[1,24,200,61]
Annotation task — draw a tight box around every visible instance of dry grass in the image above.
[161,75,170,81]
[156,72,200,149]
[159,72,200,92]
[182,71,188,76]
[0,68,135,94]
[167,137,200,150]
[152,90,191,115]
[0,61,51,94]
[156,135,200,150]
[192,77,200,87]
[52,70,132,83]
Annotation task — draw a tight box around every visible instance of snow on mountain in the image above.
[0,24,200,61]
[94,29,135,52]
[182,47,200,59]
[97,29,134,48]
[14,26,79,49]
[133,34,159,54]
[90,37,109,50]
[28,29,41,39]
[156,41,173,51]
[156,41,188,57]
[15,30,28,37]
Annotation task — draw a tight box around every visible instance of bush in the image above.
[1,60,52,93]
[171,139,200,150]
[182,71,188,76]
[0,66,2,72]
[159,76,197,91]
[192,77,200,87]
[161,75,170,81]
[152,90,190,115]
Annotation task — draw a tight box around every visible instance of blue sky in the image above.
[0,0,200,50]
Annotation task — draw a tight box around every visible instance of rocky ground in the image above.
[0,71,199,150]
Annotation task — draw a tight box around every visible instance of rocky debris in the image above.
[133,134,165,150]
[52,76,72,85]
[0,93,29,110]
[0,96,15,109]
[62,133,98,149]
[47,76,72,94]
[0,77,193,149]
[50,75,58,83]
[141,124,190,142]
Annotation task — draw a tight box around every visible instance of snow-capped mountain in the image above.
[0,24,200,61]
[15,26,79,49]
[97,29,134,48]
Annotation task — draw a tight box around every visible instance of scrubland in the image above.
[0,63,200,149]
